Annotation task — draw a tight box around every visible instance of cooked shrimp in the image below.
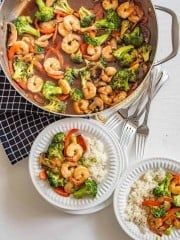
[147,215,163,236]
[39,20,56,33]
[43,57,64,76]
[117,1,135,19]
[102,0,118,10]
[73,100,90,114]
[128,5,144,23]
[113,91,127,104]
[83,82,97,100]
[84,45,102,61]
[12,41,29,56]
[89,97,104,111]
[170,178,180,194]
[61,33,81,54]
[35,34,53,48]
[58,22,70,37]
[70,165,90,186]
[110,38,117,50]
[66,143,83,162]
[27,75,44,93]
[46,0,56,7]
[58,79,71,94]
[101,66,117,82]
[64,182,74,194]
[20,53,34,63]
[7,22,17,47]
[98,85,113,105]
[63,15,80,32]
[102,45,114,62]
[61,162,77,178]
[174,219,180,229]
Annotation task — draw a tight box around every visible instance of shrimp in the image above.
[102,0,118,10]
[39,20,56,33]
[117,1,135,19]
[128,5,144,23]
[83,82,97,100]
[101,66,117,82]
[64,182,74,194]
[70,165,90,186]
[43,57,64,76]
[110,38,117,50]
[61,162,77,178]
[58,79,71,94]
[35,34,53,48]
[58,22,70,37]
[27,75,44,93]
[12,41,29,56]
[89,97,104,112]
[113,91,127,104]
[73,100,90,114]
[170,177,180,194]
[63,15,80,32]
[147,215,163,236]
[7,22,17,47]
[20,53,34,63]
[102,45,114,62]
[98,85,113,105]
[66,143,83,162]
[84,45,102,61]
[61,33,81,54]
[174,219,180,229]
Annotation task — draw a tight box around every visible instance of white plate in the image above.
[113,158,180,240]
[29,118,127,211]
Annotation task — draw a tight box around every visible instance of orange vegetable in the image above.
[39,170,47,180]
[54,187,70,197]
[17,81,27,90]
[77,135,87,152]
[142,200,161,207]
[58,94,69,101]
[162,208,180,222]
[8,44,20,60]
[80,43,88,55]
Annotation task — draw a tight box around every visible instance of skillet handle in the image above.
[154,5,179,66]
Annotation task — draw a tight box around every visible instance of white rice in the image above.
[84,136,108,183]
[125,169,166,233]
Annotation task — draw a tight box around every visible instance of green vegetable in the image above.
[153,173,172,197]
[70,50,84,64]
[63,68,78,84]
[54,0,74,15]
[14,16,40,37]
[35,0,54,22]
[110,69,136,91]
[12,60,32,81]
[42,81,62,100]
[113,45,136,67]
[79,6,95,28]
[44,98,66,113]
[173,195,180,207]
[80,70,91,88]
[47,171,65,187]
[139,44,152,62]
[120,20,131,38]
[71,88,84,101]
[79,157,97,167]
[35,45,44,54]
[164,226,173,236]
[151,207,166,218]
[47,142,64,159]
[124,27,144,48]
[52,132,65,143]
[95,9,120,30]
[73,179,97,199]
[176,212,180,218]
[84,31,110,46]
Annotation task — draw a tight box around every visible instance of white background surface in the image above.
[0,0,180,240]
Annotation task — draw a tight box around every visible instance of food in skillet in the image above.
[125,170,180,237]
[38,128,107,198]
[7,0,152,114]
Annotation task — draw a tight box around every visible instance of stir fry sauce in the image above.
[7,0,152,114]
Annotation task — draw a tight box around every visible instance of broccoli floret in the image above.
[79,6,95,28]
[35,0,54,22]
[176,212,180,218]
[110,69,136,91]
[165,226,173,236]
[73,179,97,199]
[54,0,74,15]
[120,20,131,38]
[124,27,144,48]
[12,60,32,81]
[63,68,78,84]
[139,43,152,62]
[44,98,66,113]
[80,70,91,88]
[70,50,84,64]
[84,31,110,46]
[151,207,166,218]
[47,142,64,159]
[47,171,65,187]
[95,9,120,30]
[173,195,180,207]
[153,173,172,197]
[113,45,136,67]
[42,81,62,100]
[52,132,65,143]
[71,88,84,101]
[14,16,40,37]
[35,45,45,54]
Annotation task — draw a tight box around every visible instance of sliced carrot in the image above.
[162,208,180,222]
[8,44,20,60]
[77,135,87,152]
[54,187,70,197]
[58,94,69,101]
[142,200,161,207]
[39,170,47,180]
[80,42,88,55]
[18,80,27,90]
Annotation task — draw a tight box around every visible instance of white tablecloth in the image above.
[0,0,179,239]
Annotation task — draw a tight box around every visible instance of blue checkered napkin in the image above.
[0,69,62,164]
